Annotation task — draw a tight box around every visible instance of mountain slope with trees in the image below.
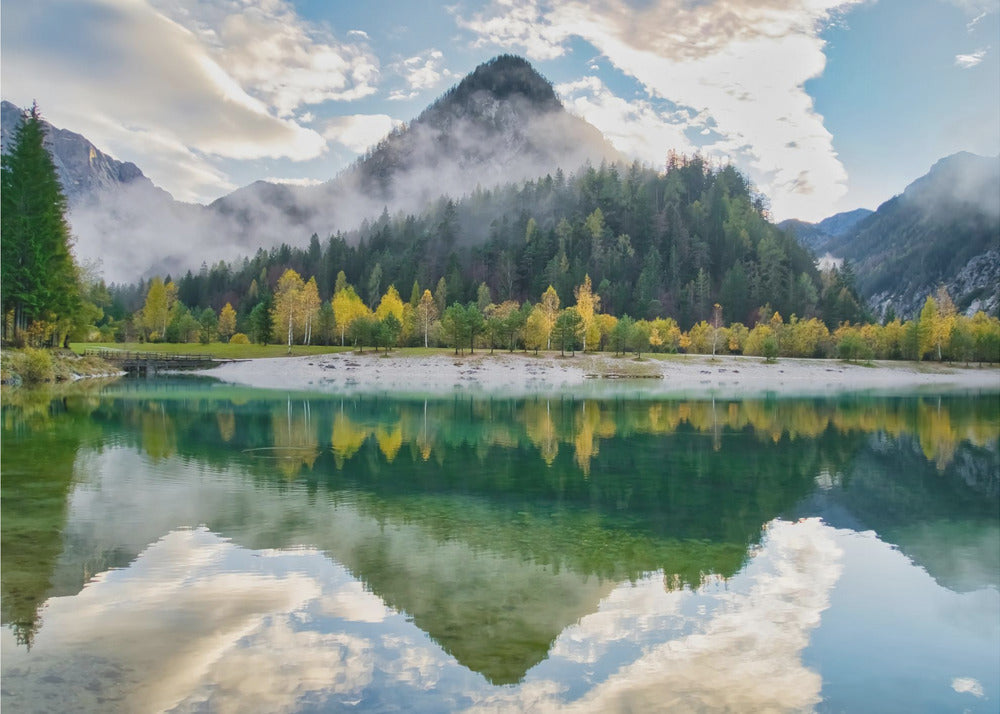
[785,153,1000,318]
[105,155,867,344]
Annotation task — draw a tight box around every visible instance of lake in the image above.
[2,379,998,713]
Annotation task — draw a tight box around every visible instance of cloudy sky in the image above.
[2,0,998,221]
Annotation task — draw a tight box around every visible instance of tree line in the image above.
[125,265,1000,364]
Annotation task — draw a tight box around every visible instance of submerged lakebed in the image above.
[2,378,998,712]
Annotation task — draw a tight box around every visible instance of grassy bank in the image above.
[1,348,120,386]
[71,342,354,359]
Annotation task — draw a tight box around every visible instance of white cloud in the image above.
[0,0,381,203]
[557,76,695,162]
[454,0,570,60]
[152,0,381,117]
[324,114,402,153]
[946,0,1000,16]
[388,49,455,101]
[955,48,988,67]
[951,677,985,697]
[456,0,865,221]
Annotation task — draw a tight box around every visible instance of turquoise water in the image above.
[2,380,998,712]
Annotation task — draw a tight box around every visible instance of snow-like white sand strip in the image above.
[198,352,1000,398]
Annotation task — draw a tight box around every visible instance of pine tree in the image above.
[1,104,79,343]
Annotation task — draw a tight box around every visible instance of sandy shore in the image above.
[197,351,1000,398]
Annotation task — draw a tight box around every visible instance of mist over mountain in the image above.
[209,55,621,238]
[2,56,621,282]
[785,153,1000,318]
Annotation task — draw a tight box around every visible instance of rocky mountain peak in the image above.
[1,100,159,206]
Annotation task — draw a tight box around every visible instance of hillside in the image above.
[837,153,999,317]
[782,154,1000,318]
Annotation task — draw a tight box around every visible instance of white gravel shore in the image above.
[198,351,1000,398]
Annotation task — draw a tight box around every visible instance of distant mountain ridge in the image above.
[778,208,872,254]
[784,153,1000,317]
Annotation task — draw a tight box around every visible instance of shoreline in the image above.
[195,351,1000,399]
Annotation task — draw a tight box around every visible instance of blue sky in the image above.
[2,0,997,221]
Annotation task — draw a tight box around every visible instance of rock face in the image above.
[1,101,162,206]
[784,153,1000,318]
[2,56,620,282]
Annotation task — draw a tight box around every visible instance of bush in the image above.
[762,336,779,363]
[229,333,250,344]
[21,347,55,384]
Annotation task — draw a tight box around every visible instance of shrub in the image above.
[229,333,250,344]
[21,347,55,384]
[762,336,779,363]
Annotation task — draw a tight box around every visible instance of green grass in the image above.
[71,342,354,359]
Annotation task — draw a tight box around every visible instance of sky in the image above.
[2,0,998,222]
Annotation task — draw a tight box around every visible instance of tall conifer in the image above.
[1,104,79,342]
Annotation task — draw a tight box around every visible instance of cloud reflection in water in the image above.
[2,518,843,713]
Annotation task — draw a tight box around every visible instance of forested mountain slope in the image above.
[110,157,859,332]
[785,153,1000,318]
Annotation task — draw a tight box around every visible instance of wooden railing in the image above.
[84,349,215,363]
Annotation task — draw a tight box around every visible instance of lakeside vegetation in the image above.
[0,349,117,386]
[78,269,1000,365]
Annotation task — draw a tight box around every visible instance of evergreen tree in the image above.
[1,104,79,343]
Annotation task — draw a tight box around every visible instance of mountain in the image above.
[344,55,619,200]
[785,153,1000,318]
[779,208,872,254]
[0,100,167,206]
[3,56,621,283]
[209,55,621,235]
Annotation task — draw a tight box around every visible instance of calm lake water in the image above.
[2,379,998,713]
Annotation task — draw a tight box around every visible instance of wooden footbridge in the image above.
[85,349,231,376]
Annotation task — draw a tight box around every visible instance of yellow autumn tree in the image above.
[573,274,601,352]
[141,277,178,341]
[332,284,368,346]
[539,285,560,349]
[218,302,237,343]
[300,277,321,345]
[524,304,551,354]
[375,285,405,322]
[272,268,305,351]
[416,289,438,347]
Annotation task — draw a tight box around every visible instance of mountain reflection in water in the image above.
[1,382,997,712]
